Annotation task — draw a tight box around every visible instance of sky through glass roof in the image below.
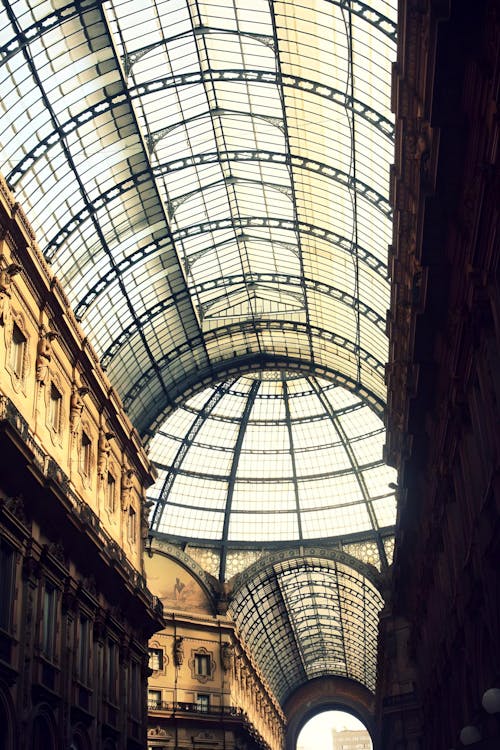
[0,0,397,702]
[148,372,397,563]
[0,0,396,436]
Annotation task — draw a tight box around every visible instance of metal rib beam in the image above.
[151,379,236,530]
[148,108,285,153]
[273,568,310,679]
[308,375,389,569]
[6,85,391,191]
[184,235,299,276]
[156,150,393,216]
[122,346,386,440]
[119,0,395,77]
[75,219,386,318]
[219,379,260,581]
[122,27,275,77]
[139,357,387,442]
[130,70,393,139]
[153,523,393,551]
[239,580,302,699]
[296,560,333,675]
[342,0,362,383]
[282,375,303,540]
[100,305,386,374]
[174,216,388,274]
[0,0,395,75]
[332,0,396,40]
[152,454,387,486]
[165,175,293,220]
[199,285,305,319]
[0,1,101,68]
[267,2,315,366]
[40,150,390,264]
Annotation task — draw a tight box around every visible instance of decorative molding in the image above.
[189,647,216,684]
[2,493,29,526]
[5,308,30,395]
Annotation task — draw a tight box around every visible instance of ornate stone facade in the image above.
[145,546,285,750]
[0,176,164,749]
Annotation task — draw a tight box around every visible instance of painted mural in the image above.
[145,553,212,612]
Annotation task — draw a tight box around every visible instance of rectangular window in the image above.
[148,689,161,710]
[106,472,116,512]
[10,323,26,378]
[77,615,89,684]
[49,383,62,432]
[194,653,211,676]
[127,506,136,542]
[148,648,163,672]
[0,541,15,632]
[42,584,56,659]
[106,639,116,702]
[130,659,140,716]
[80,432,91,477]
[196,694,209,712]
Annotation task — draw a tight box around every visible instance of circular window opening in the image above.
[297,710,372,750]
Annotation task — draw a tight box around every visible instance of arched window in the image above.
[31,712,56,750]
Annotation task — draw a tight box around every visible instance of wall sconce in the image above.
[459,726,481,745]
[482,687,500,714]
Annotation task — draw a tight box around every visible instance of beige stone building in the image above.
[145,547,285,750]
[331,728,371,750]
[0,177,163,749]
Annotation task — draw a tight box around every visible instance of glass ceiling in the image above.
[0,0,397,704]
[148,372,396,572]
[229,554,383,703]
[0,0,396,436]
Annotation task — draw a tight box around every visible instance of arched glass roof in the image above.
[229,554,383,702]
[0,0,396,436]
[0,0,397,704]
[148,371,396,554]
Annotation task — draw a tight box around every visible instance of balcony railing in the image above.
[147,701,273,750]
[148,700,245,718]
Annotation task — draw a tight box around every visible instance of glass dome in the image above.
[148,371,397,546]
